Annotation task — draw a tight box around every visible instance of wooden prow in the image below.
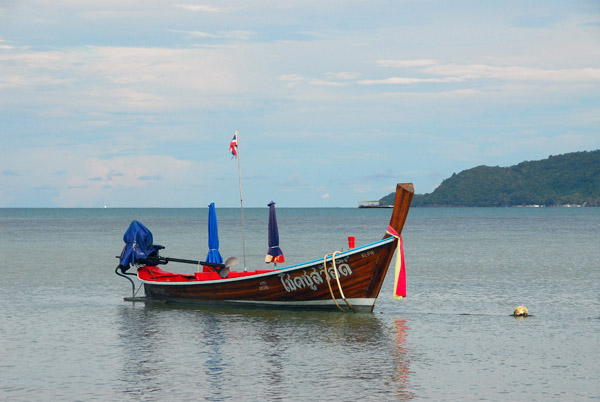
[385,183,414,238]
[365,183,414,300]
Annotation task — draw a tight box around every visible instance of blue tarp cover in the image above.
[118,220,162,272]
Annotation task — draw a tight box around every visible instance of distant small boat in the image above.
[114,183,414,312]
[358,200,393,208]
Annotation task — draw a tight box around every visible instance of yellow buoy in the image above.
[513,305,528,317]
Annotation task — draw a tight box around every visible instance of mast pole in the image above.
[235,129,248,271]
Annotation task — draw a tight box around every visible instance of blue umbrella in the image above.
[205,202,223,265]
[265,201,284,264]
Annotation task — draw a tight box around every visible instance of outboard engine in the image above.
[115,220,164,296]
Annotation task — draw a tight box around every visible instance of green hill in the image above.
[381,150,600,207]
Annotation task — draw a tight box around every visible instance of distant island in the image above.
[380,150,600,207]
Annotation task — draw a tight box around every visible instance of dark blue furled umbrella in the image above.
[265,201,284,264]
[205,202,223,265]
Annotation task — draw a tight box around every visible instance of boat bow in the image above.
[385,183,414,239]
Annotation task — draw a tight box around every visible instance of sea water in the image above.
[0,207,598,401]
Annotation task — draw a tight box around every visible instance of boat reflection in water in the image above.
[117,303,415,400]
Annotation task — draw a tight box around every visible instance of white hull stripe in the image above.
[223,298,376,307]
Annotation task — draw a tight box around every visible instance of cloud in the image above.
[0,46,244,112]
[175,4,221,12]
[358,76,466,85]
[350,184,372,194]
[184,29,257,42]
[279,72,358,88]
[426,64,600,83]
[581,20,600,28]
[0,143,198,206]
[223,31,256,41]
[280,174,306,187]
[330,72,360,80]
[80,10,148,20]
[137,175,163,181]
[511,14,559,29]
[0,38,14,50]
[309,79,348,87]
[187,31,221,39]
[279,74,304,82]
[50,154,193,206]
[377,59,438,68]
[364,59,600,86]
[363,170,397,181]
[278,74,304,88]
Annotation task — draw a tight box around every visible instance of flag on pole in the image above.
[231,128,248,270]
[229,130,238,158]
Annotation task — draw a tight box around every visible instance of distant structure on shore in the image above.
[358,200,393,208]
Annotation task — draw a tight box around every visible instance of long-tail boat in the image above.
[115,183,414,312]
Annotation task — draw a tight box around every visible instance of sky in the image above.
[1,1,599,207]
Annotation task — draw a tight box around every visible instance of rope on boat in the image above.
[133,281,143,297]
[115,265,137,297]
[323,253,344,311]
[323,251,356,313]
[147,265,157,279]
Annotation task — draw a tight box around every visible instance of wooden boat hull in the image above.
[142,237,396,311]
[137,183,414,312]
